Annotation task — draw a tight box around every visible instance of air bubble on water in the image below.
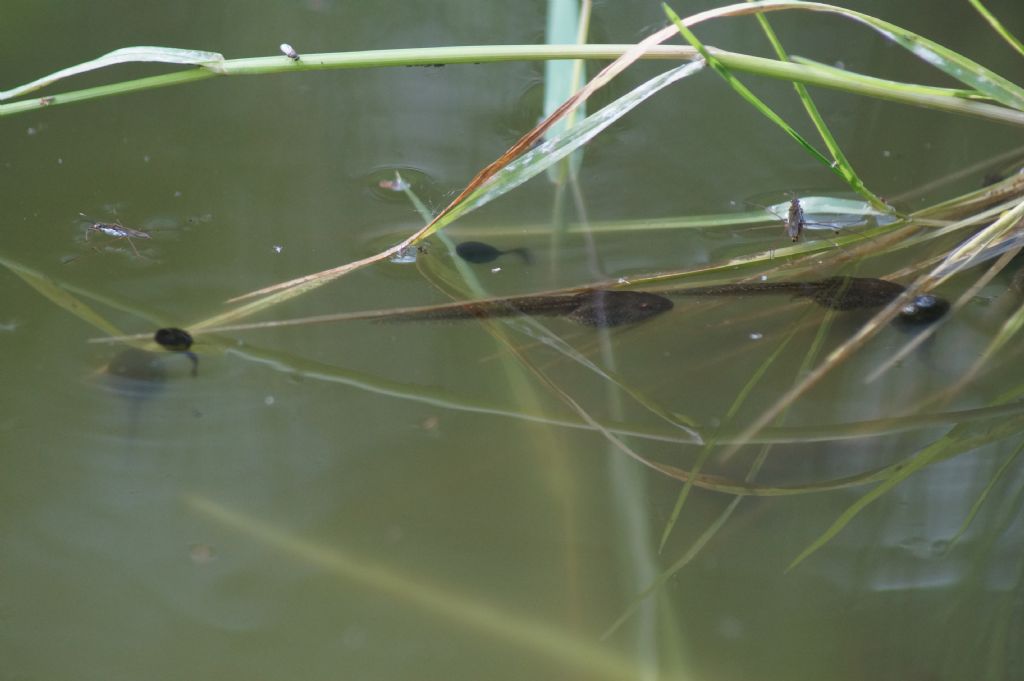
[883,150,891,158]
[174,191,183,198]
[264,395,275,406]
[143,155,151,163]
[27,127,36,136]
[57,157,63,165]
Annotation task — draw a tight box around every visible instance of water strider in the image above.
[455,240,533,265]
[77,212,152,258]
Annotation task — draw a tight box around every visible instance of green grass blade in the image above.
[0,46,224,101]
[968,0,1024,60]
[683,1,1024,111]
[743,0,1024,110]
[745,1,889,212]
[663,3,843,183]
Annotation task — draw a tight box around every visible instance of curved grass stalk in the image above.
[5,43,1020,126]
[5,1,1024,121]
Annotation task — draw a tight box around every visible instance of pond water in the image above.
[3,1,1024,680]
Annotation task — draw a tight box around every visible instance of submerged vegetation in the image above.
[4,0,1024,672]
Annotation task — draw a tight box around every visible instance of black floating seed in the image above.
[155,327,194,351]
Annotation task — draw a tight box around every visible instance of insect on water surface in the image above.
[78,212,152,259]
[784,196,806,242]
[753,195,873,245]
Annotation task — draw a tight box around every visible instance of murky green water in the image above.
[3,2,1024,680]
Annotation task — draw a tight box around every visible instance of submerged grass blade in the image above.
[0,255,124,337]
[787,415,1024,570]
[968,0,1024,60]
[926,287,1024,408]
[658,320,800,551]
[186,495,662,681]
[946,438,1024,549]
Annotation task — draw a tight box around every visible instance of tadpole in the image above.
[455,241,533,265]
